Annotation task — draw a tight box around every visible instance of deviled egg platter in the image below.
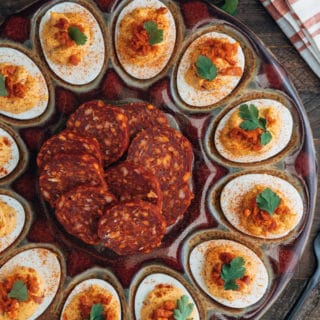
[130,266,205,319]
[61,278,121,319]
[0,45,53,125]
[205,93,297,166]
[0,245,63,320]
[113,0,182,85]
[188,237,270,310]
[173,25,255,112]
[0,124,27,185]
[218,173,304,240]
[0,191,32,254]
[34,0,108,88]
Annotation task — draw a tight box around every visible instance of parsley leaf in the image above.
[260,131,272,145]
[196,55,217,81]
[238,104,273,146]
[0,74,8,97]
[68,26,87,45]
[256,188,281,215]
[7,280,28,301]
[87,303,104,320]
[221,0,239,16]
[173,295,194,320]
[221,257,245,291]
[143,21,163,45]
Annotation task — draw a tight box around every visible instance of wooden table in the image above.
[233,1,320,319]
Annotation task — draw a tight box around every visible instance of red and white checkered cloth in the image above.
[259,0,320,78]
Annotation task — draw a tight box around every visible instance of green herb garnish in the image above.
[68,26,87,45]
[7,280,28,301]
[143,21,163,45]
[221,0,239,16]
[238,103,272,146]
[256,188,281,215]
[173,295,194,320]
[196,55,217,81]
[221,256,245,290]
[87,303,104,320]
[0,74,8,97]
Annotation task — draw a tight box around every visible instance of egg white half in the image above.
[177,31,245,107]
[0,247,61,320]
[115,0,176,79]
[39,2,105,85]
[220,173,304,239]
[214,98,293,163]
[134,273,200,319]
[189,239,269,308]
[0,194,25,253]
[61,278,121,320]
[0,47,49,120]
[0,127,19,179]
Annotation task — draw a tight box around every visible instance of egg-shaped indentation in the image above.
[177,31,245,107]
[214,99,293,163]
[0,47,49,120]
[0,247,61,319]
[0,127,19,179]
[61,278,121,319]
[135,273,200,320]
[220,174,304,239]
[189,239,269,308]
[39,2,105,85]
[115,0,176,80]
[0,194,25,253]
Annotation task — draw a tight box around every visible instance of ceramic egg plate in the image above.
[0,0,317,319]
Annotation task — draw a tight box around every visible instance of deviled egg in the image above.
[0,127,19,179]
[220,173,304,239]
[39,2,105,85]
[0,194,25,253]
[0,247,61,319]
[189,239,269,308]
[177,31,245,107]
[61,278,121,320]
[214,98,293,163]
[135,273,200,320]
[0,47,49,120]
[115,0,176,79]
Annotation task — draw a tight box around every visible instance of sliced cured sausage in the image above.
[127,126,193,187]
[162,183,194,226]
[67,100,129,167]
[119,102,169,138]
[104,161,162,208]
[39,153,105,207]
[37,129,102,170]
[56,186,116,245]
[98,200,166,255]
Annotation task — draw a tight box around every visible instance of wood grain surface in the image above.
[233,1,320,319]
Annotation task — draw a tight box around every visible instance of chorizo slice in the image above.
[127,126,193,187]
[119,102,169,138]
[98,200,166,255]
[56,186,116,245]
[39,153,105,208]
[162,183,194,226]
[67,100,129,167]
[37,129,102,170]
[104,161,162,208]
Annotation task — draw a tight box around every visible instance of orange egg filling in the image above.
[209,251,250,291]
[0,268,43,320]
[240,186,296,236]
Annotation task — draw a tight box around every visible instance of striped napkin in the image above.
[259,0,320,78]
